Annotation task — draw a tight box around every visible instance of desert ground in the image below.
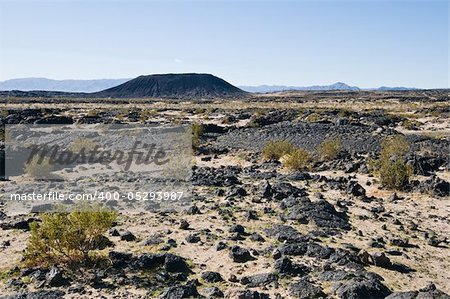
[0,90,449,299]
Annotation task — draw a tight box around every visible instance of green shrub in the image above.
[282,148,312,171]
[192,122,204,150]
[24,206,117,268]
[139,109,158,122]
[262,140,295,160]
[378,159,412,190]
[24,156,53,179]
[402,119,422,130]
[373,135,412,190]
[71,138,98,153]
[194,108,206,115]
[317,137,342,161]
[87,109,99,117]
[305,113,321,123]
[381,135,410,158]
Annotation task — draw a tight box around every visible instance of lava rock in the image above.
[332,274,392,299]
[229,246,254,263]
[159,281,199,299]
[240,273,277,287]
[201,271,224,283]
[185,234,201,243]
[45,267,67,287]
[288,278,326,298]
[371,252,392,268]
[120,231,137,242]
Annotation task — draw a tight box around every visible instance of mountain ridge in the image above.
[0,77,130,92]
[0,77,420,94]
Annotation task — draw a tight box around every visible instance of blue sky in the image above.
[0,0,448,88]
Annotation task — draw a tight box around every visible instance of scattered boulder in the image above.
[159,282,199,299]
[120,231,136,242]
[331,274,391,299]
[229,246,254,263]
[185,234,201,243]
[371,252,392,268]
[201,271,223,283]
[240,273,277,287]
[203,286,224,298]
[45,267,67,287]
[385,283,450,299]
[288,278,326,298]
[348,182,366,197]
[164,254,191,273]
[237,290,270,299]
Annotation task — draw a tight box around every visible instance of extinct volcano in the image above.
[94,73,246,98]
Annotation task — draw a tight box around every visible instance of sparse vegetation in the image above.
[24,206,117,268]
[24,156,53,179]
[282,148,312,171]
[317,137,342,161]
[371,135,413,190]
[139,108,158,122]
[194,108,206,115]
[87,109,99,117]
[262,140,295,160]
[402,119,422,130]
[192,122,204,150]
[115,108,130,121]
[305,112,321,123]
[71,138,98,153]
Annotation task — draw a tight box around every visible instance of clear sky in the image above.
[0,0,448,88]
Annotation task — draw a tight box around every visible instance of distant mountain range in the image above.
[0,78,130,92]
[239,82,360,93]
[239,82,418,93]
[0,77,419,94]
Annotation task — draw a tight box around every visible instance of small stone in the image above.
[185,234,201,243]
[120,231,136,242]
[201,271,224,283]
[272,249,282,260]
[229,224,245,234]
[179,220,190,230]
[371,252,392,268]
[109,228,120,236]
[358,250,371,265]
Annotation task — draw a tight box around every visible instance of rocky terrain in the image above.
[0,90,449,298]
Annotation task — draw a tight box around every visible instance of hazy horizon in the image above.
[0,75,426,90]
[0,0,448,89]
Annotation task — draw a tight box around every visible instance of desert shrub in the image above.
[373,135,412,190]
[337,108,352,118]
[115,108,130,121]
[24,156,53,179]
[87,109,99,117]
[402,119,422,130]
[282,148,312,171]
[192,122,204,150]
[24,206,117,268]
[317,137,342,161]
[139,109,158,122]
[194,108,206,115]
[378,160,412,190]
[71,138,98,153]
[305,112,321,123]
[380,135,410,158]
[255,109,266,117]
[262,140,295,160]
